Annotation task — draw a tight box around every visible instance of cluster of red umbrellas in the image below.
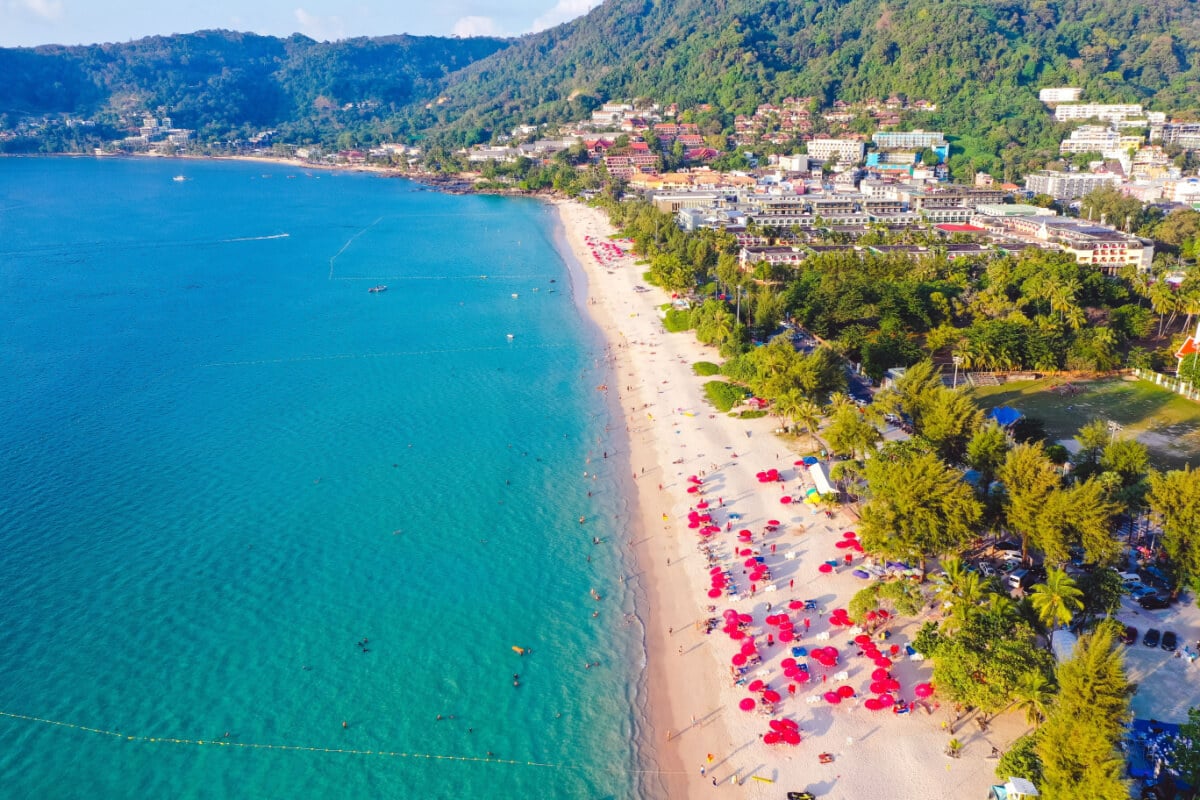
[708,566,729,598]
[731,638,760,667]
[824,684,855,704]
[584,235,626,266]
[810,646,839,668]
[686,476,704,495]
[828,608,853,627]
[835,532,864,553]
[764,613,797,643]
[762,717,802,746]
[755,468,782,484]
[781,657,810,683]
[745,556,770,585]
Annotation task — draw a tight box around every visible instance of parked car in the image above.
[977,562,997,578]
[993,541,1021,553]
[1162,631,1178,651]
[998,551,1024,565]
[1139,595,1172,610]
[1130,585,1158,600]
[1121,625,1138,646]
[1143,629,1161,648]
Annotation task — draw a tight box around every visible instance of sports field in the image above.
[971,376,1200,471]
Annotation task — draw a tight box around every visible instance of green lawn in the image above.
[971,377,1200,470]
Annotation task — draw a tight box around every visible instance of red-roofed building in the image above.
[686,147,720,162]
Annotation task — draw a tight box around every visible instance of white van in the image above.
[1006,569,1031,591]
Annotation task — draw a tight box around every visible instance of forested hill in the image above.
[3,0,1200,172]
[420,0,1200,174]
[0,30,509,140]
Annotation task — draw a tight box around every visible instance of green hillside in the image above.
[420,0,1200,174]
[0,30,509,142]
[2,0,1199,172]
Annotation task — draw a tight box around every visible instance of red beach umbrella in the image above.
[696,501,709,509]
[914,683,934,698]
[781,658,797,669]
[835,540,853,549]
[788,600,804,610]
[874,657,893,668]
[783,730,802,745]
[854,634,872,645]
[871,668,891,681]
[779,631,794,643]
[818,563,833,574]
[878,694,895,707]
[870,681,890,694]
[748,679,765,693]
[739,697,756,711]
[763,731,782,745]
[744,558,759,568]
[865,611,878,621]
[864,697,883,711]
[768,718,785,732]
[737,613,753,624]
[707,588,722,598]
[780,496,792,504]
[710,566,724,574]
[824,692,841,704]
[843,531,857,539]
[877,609,890,619]
[768,519,781,526]
[687,486,699,494]
[732,653,747,666]
[763,689,782,703]
[741,642,758,656]
[729,630,745,640]
[836,685,854,698]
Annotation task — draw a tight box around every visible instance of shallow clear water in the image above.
[0,158,645,798]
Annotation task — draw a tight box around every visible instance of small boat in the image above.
[506,334,514,340]
[172,175,187,182]
[367,285,388,293]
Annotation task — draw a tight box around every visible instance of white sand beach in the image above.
[553,198,1026,799]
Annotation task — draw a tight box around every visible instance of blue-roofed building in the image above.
[987,406,1025,428]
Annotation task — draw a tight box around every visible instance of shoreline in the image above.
[548,197,1023,798]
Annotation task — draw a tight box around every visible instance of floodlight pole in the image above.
[952,355,962,390]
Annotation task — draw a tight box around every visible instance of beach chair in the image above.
[818,753,834,764]
[833,670,849,682]
[785,551,796,560]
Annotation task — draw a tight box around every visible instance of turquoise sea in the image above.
[0,157,651,798]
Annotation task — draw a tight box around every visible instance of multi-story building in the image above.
[1023,170,1122,200]
[872,130,947,150]
[1053,104,1144,124]
[805,139,865,164]
[1039,87,1083,104]
[1058,125,1144,155]
[1161,122,1200,150]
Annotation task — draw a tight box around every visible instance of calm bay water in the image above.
[0,157,648,798]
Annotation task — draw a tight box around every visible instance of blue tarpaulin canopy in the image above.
[987,406,1024,427]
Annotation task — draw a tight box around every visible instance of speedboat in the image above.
[368,285,387,293]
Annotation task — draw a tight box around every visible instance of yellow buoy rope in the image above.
[0,710,688,775]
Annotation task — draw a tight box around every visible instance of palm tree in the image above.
[935,557,987,630]
[1011,671,1055,728]
[1028,568,1084,630]
[1148,279,1179,338]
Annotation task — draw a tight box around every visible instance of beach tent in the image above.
[808,463,834,496]
[987,777,1039,800]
